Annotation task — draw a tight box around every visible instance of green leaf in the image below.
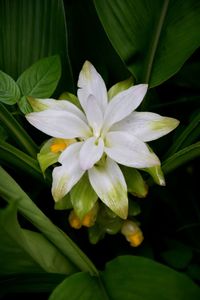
[0,103,38,157]
[18,95,33,114]
[161,240,193,270]
[49,272,106,300]
[0,166,98,276]
[0,273,65,296]
[70,174,98,220]
[108,77,134,100]
[0,70,20,105]
[0,0,74,92]
[49,256,200,300]
[121,166,148,198]
[0,140,47,183]
[94,0,200,87]
[102,256,200,300]
[0,204,71,274]
[165,110,200,158]
[17,55,61,113]
[162,142,200,174]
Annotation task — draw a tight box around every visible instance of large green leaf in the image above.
[0,204,70,274]
[0,166,98,276]
[49,272,106,300]
[0,0,74,92]
[102,256,200,300]
[0,273,65,297]
[94,0,200,87]
[0,103,38,157]
[49,256,200,300]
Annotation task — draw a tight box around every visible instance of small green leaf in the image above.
[0,70,20,105]
[70,173,98,220]
[108,77,134,100]
[17,55,61,98]
[122,166,148,198]
[59,91,82,109]
[37,138,60,175]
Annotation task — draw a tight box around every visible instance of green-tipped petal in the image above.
[26,110,91,139]
[112,112,179,142]
[105,131,160,168]
[103,84,148,131]
[144,164,166,186]
[70,173,98,220]
[78,60,108,113]
[27,97,86,121]
[108,77,134,100]
[88,157,128,219]
[52,143,85,202]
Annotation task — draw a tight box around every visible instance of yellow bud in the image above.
[82,203,99,227]
[68,211,82,229]
[50,138,75,153]
[121,220,144,247]
[127,230,144,247]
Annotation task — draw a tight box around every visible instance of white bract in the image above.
[26,61,179,219]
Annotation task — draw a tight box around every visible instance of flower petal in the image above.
[88,157,128,219]
[84,95,104,136]
[77,61,107,113]
[52,142,85,201]
[28,97,87,122]
[103,84,148,131]
[105,131,160,168]
[111,111,179,142]
[26,109,91,139]
[79,137,104,170]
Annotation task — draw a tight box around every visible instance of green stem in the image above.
[0,103,38,157]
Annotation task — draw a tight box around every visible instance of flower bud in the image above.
[121,220,144,247]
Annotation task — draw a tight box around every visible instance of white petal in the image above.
[84,95,104,136]
[105,131,160,168]
[103,84,148,132]
[88,157,128,219]
[28,97,87,122]
[79,137,104,170]
[26,110,91,139]
[52,142,85,201]
[111,111,180,142]
[77,61,108,113]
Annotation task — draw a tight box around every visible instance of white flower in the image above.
[26,61,179,219]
